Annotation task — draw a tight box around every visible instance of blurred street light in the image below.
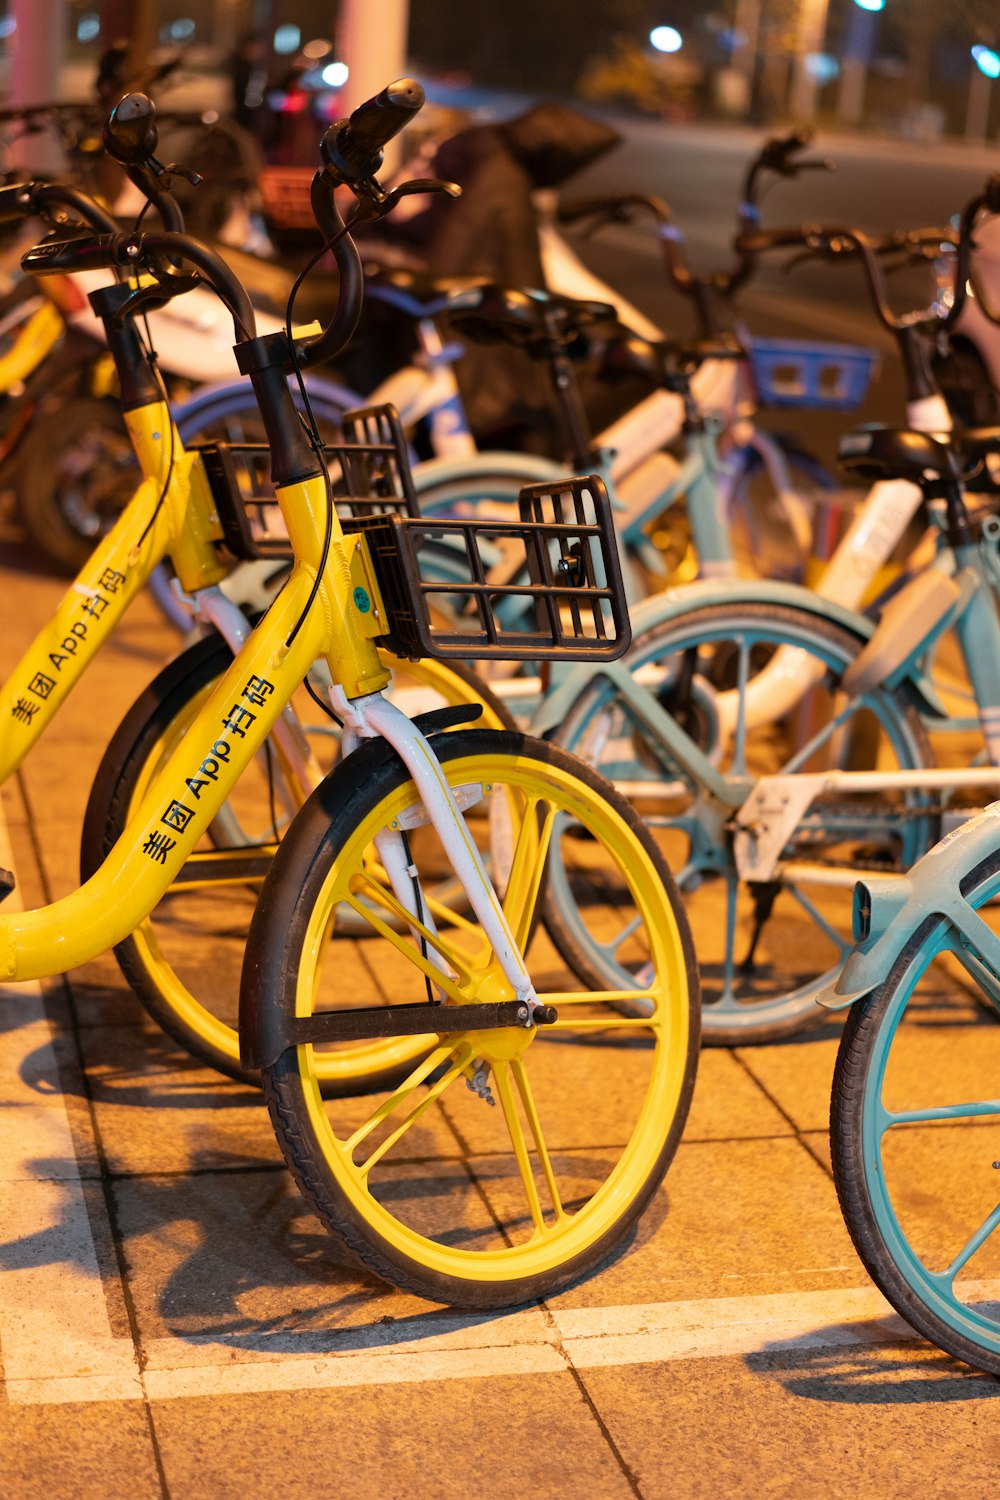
[967,45,1000,143]
[649,26,683,54]
[972,45,1000,79]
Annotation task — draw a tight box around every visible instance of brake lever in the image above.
[158,161,203,188]
[350,175,460,223]
[109,267,202,327]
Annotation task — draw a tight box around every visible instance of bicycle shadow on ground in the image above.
[746,1334,1000,1403]
[0,1149,650,1354]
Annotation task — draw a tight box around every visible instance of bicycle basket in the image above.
[257,166,317,230]
[747,338,879,411]
[343,474,632,663]
[195,403,418,562]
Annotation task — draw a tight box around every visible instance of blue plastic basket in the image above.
[747,338,880,411]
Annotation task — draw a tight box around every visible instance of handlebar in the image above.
[0,178,118,233]
[320,77,424,183]
[731,221,965,332]
[22,227,255,339]
[18,78,430,361]
[557,130,832,333]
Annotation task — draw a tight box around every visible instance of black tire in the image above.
[252,730,700,1307]
[81,636,516,1087]
[16,397,137,574]
[831,848,1000,1376]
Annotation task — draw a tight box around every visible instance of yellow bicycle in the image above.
[2,80,700,1305]
[0,161,508,1086]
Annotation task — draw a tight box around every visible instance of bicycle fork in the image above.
[333,687,544,1025]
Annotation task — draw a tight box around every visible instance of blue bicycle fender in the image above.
[412,451,567,495]
[816,801,1000,1009]
[531,578,944,737]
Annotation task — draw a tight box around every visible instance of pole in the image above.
[837,5,878,127]
[965,63,992,144]
[730,0,762,115]
[8,0,65,171]
[336,0,410,112]
[789,0,831,120]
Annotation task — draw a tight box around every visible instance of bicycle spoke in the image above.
[882,1098,1000,1131]
[511,1059,565,1221]
[731,638,751,776]
[943,1201,1000,1284]
[709,870,740,1010]
[780,697,860,774]
[492,1059,546,1235]
[344,883,474,1005]
[346,1042,474,1171]
[544,1015,661,1032]
[501,793,554,950]
[786,881,853,955]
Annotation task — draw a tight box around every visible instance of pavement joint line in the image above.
[0,791,942,1407]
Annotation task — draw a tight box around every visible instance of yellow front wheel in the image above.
[249,730,700,1306]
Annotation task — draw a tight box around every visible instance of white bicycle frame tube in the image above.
[711,389,955,743]
[331,688,537,1010]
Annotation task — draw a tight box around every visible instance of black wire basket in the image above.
[196,401,630,663]
[343,475,631,663]
[195,402,418,562]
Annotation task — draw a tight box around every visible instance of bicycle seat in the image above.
[838,426,961,484]
[363,264,492,321]
[601,333,744,388]
[442,283,619,351]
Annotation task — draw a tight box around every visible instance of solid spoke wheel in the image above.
[81,635,514,1088]
[550,602,935,1045]
[831,850,1000,1375]
[251,730,699,1306]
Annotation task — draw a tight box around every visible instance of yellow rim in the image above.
[124,655,510,1078]
[291,747,692,1283]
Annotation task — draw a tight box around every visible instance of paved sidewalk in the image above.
[1,541,998,1499]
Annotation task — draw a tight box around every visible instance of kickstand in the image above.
[739,880,781,974]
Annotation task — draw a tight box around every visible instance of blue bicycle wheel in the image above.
[832,852,1000,1374]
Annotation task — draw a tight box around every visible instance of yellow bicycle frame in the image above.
[0,406,391,982]
[0,297,64,388]
[0,398,228,777]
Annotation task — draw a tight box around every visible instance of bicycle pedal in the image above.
[0,867,14,904]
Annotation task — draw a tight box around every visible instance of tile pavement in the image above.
[1,541,998,1498]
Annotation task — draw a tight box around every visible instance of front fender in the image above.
[818,801,1000,1008]
[531,578,943,737]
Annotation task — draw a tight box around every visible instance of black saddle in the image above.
[600,332,745,389]
[839,424,1000,486]
[441,283,619,352]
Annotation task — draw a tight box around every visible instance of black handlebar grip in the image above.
[103,91,159,166]
[321,77,424,181]
[21,232,121,276]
